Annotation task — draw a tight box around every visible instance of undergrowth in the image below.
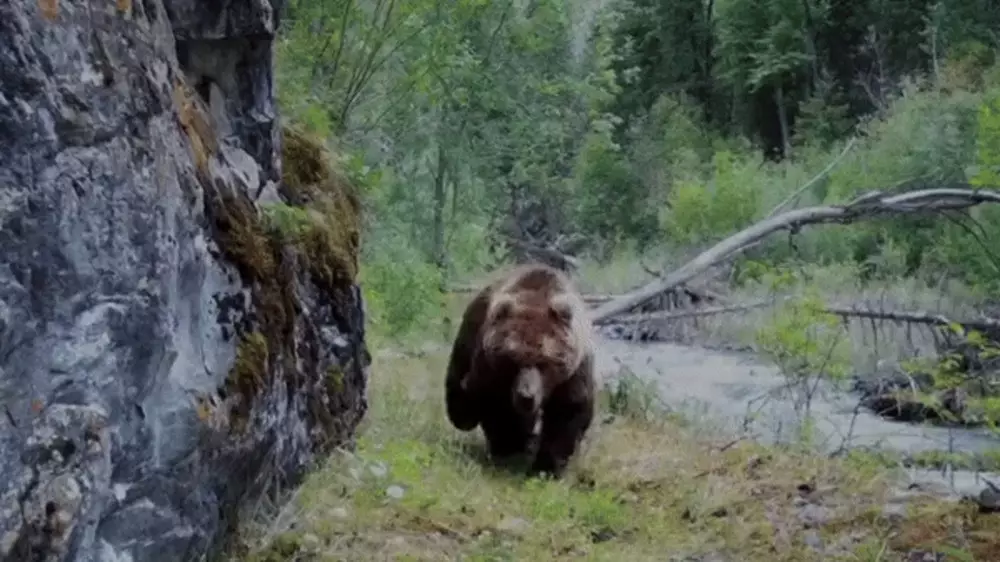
[233,348,999,562]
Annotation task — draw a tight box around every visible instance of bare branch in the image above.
[606,299,780,323]
[447,283,998,337]
[639,259,659,277]
[602,299,1000,336]
[766,136,857,218]
[820,305,1000,335]
[589,187,1000,323]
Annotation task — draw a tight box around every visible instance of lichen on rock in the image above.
[0,0,370,560]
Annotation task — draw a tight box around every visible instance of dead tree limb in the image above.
[448,286,722,305]
[590,187,1000,324]
[603,299,1000,335]
[607,300,778,323]
[449,284,619,306]
[821,305,1000,335]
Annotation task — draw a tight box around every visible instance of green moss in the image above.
[244,533,310,562]
[172,79,219,180]
[280,126,329,197]
[326,366,345,394]
[208,190,296,434]
[224,332,269,431]
[279,124,362,290]
[228,332,269,392]
[196,118,362,437]
[213,192,278,281]
[262,202,312,241]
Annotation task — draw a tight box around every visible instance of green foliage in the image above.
[900,324,1000,430]
[793,83,854,148]
[572,127,650,244]
[445,221,508,282]
[751,267,853,432]
[360,231,444,343]
[919,89,1000,290]
[754,291,851,386]
[601,367,669,424]
[971,92,1000,187]
[273,0,1000,352]
[660,150,762,246]
[262,202,312,241]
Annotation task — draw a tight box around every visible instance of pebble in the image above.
[797,503,831,528]
[386,485,405,499]
[301,533,320,550]
[369,462,388,478]
[802,530,823,551]
[496,517,530,536]
[881,499,908,522]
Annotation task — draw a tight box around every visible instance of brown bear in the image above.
[444,263,596,477]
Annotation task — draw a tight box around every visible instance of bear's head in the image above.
[479,291,584,416]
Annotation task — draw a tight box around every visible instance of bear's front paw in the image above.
[529,453,568,479]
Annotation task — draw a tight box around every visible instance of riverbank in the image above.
[230,347,1000,561]
[596,337,1000,495]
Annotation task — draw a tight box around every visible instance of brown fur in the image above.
[444,263,596,477]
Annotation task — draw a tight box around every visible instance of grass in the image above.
[233,344,1000,562]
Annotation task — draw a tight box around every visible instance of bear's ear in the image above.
[491,294,515,321]
[548,298,573,325]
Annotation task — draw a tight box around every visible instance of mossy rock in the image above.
[224,332,270,431]
[202,121,363,434]
[326,366,345,394]
[278,124,362,289]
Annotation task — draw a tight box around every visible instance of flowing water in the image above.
[596,336,1000,497]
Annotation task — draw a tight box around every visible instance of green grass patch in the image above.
[232,347,1000,562]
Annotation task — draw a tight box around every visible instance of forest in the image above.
[273,0,1000,336]
[239,0,1000,559]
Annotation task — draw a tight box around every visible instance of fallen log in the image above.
[447,286,720,306]
[589,187,1000,323]
[822,305,1000,335]
[603,299,778,323]
[600,299,1000,336]
[447,284,1000,336]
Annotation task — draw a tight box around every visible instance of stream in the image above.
[596,336,1000,498]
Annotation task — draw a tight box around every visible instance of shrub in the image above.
[360,231,444,344]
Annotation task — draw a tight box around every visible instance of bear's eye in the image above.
[548,302,572,325]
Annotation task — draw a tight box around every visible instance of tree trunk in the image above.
[432,143,451,339]
[700,0,716,124]
[432,143,448,273]
[800,0,820,95]
[775,84,792,158]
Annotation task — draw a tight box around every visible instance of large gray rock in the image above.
[0,1,369,561]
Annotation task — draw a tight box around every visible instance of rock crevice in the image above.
[0,1,369,560]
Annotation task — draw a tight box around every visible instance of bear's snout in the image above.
[513,367,542,414]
